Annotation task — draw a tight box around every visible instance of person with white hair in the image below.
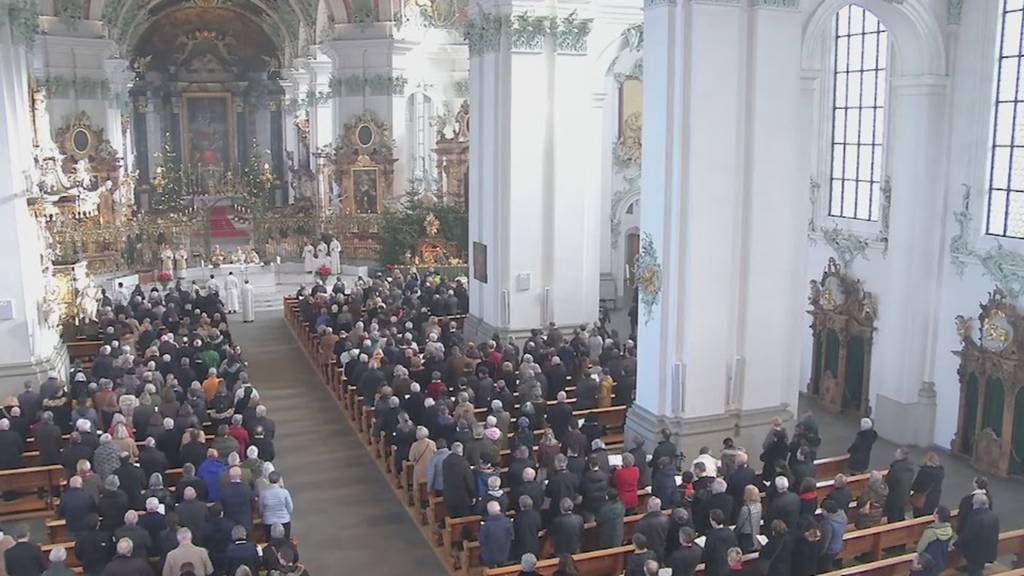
[408,425,437,488]
[92,433,120,480]
[765,475,800,531]
[163,527,214,576]
[43,545,75,575]
[478,499,513,568]
[259,471,293,541]
[114,510,153,559]
[222,466,255,532]
[848,417,879,474]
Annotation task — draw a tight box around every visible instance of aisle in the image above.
[231,316,446,576]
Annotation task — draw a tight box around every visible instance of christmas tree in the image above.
[150,132,190,212]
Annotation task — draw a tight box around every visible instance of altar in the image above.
[183,263,278,291]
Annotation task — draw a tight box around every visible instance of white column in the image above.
[466,0,599,342]
[308,55,336,154]
[103,58,132,173]
[0,26,66,394]
[869,75,948,445]
[628,0,803,454]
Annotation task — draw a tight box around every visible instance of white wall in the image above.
[797,0,1015,449]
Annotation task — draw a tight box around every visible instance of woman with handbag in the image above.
[734,486,762,553]
[910,452,944,518]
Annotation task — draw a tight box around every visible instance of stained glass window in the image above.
[829,4,888,221]
[988,0,1024,237]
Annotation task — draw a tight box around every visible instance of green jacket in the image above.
[595,499,626,549]
[42,562,78,576]
[916,521,953,554]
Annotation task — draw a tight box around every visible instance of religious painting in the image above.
[473,241,487,283]
[352,166,380,214]
[182,93,234,192]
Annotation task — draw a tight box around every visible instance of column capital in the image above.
[750,0,800,10]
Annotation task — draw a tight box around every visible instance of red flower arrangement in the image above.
[315,265,332,278]
[157,271,174,284]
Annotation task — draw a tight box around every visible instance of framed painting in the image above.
[181,93,235,173]
[473,241,487,283]
[352,166,381,214]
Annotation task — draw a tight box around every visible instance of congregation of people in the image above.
[0,281,299,576]
[291,268,1007,576]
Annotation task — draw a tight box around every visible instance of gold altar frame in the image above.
[351,165,381,214]
[180,92,236,168]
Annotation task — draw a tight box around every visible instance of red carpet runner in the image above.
[207,206,249,239]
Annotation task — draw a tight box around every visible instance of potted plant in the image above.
[315,264,332,282]
[157,271,173,290]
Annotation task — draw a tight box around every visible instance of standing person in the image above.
[612,452,641,513]
[442,442,476,518]
[759,418,788,483]
[957,477,994,537]
[162,528,213,576]
[4,524,47,576]
[758,521,792,576]
[847,418,878,474]
[512,496,542,560]
[224,272,240,315]
[701,509,737,576]
[548,499,585,556]
[955,494,999,576]
[915,506,953,576]
[240,280,255,323]
[910,452,944,518]
[259,472,294,541]
[595,489,625,549]
[818,499,847,572]
[625,534,657,576]
[734,486,762,553]
[478,501,513,569]
[855,470,889,529]
[791,517,823,576]
[885,448,916,524]
[667,528,702,576]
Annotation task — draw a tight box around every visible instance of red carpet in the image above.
[208,206,249,239]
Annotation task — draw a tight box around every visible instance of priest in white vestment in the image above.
[302,243,315,273]
[225,271,241,314]
[329,238,342,272]
[241,279,255,323]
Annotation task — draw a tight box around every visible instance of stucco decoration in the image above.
[822,225,870,268]
[609,171,640,248]
[948,0,963,25]
[634,232,661,324]
[553,11,592,54]
[509,13,549,51]
[948,183,1024,300]
[55,0,85,30]
[751,0,799,9]
[808,177,821,243]
[950,184,973,277]
[464,10,506,55]
[3,0,40,46]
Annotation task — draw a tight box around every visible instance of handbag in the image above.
[910,489,928,510]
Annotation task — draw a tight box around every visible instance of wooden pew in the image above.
[814,454,849,479]
[819,528,1024,576]
[483,545,636,575]
[47,514,268,544]
[0,465,63,516]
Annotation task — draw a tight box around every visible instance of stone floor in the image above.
[232,316,447,576]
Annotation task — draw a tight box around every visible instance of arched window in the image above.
[828,4,889,221]
[988,0,1024,238]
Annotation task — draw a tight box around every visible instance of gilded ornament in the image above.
[633,232,662,324]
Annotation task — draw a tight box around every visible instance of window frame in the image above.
[986,0,1024,239]
[825,3,892,224]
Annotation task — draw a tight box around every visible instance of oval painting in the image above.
[356,124,374,147]
[72,128,92,155]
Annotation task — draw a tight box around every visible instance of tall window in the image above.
[988,0,1024,238]
[829,4,889,221]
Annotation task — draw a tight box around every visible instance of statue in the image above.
[302,242,315,273]
[160,246,174,274]
[211,244,226,267]
[174,247,188,279]
[77,278,101,324]
[329,237,342,273]
[246,247,261,264]
[232,246,246,264]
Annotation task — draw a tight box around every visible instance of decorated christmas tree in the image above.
[150,132,190,212]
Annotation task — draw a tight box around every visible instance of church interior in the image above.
[3,0,1024,574]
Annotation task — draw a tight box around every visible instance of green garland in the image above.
[4,0,40,47]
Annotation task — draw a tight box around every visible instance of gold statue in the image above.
[424,212,440,237]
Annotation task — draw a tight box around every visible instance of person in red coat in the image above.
[613,452,641,513]
[228,414,250,456]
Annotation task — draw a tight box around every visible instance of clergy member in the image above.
[225,272,240,314]
[241,280,255,323]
